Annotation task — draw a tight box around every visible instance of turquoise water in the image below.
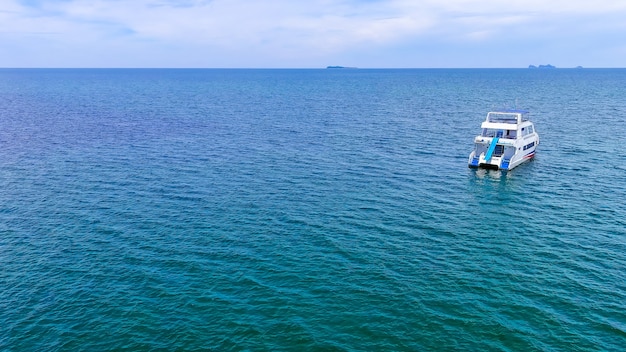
[1,69,625,351]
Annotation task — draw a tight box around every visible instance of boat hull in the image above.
[468,136,539,171]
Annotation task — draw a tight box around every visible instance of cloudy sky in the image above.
[1,0,625,68]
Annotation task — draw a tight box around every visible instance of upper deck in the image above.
[477,109,535,140]
[484,110,529,124]
[481,110,531,131]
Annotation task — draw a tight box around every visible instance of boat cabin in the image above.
[480,110,531,140]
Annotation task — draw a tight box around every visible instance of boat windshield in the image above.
[482,128,517,139]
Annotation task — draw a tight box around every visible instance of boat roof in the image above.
[491,109,530,114]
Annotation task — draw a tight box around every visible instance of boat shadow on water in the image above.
[465,159,540,215]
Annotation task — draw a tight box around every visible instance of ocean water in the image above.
[1,68,625,351]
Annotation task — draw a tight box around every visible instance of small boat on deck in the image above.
[468,109,539,170]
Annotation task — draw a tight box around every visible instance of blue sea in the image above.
[1,68,625,351]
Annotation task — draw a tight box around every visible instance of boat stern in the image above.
[468,151,505,170]
[479,155,502,170]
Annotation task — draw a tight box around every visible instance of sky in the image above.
[1,0,625,68]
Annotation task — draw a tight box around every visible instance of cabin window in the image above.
[482,129,499,137]
[521,127,531,137]
[528,126,534,134]
[483,128,517,138]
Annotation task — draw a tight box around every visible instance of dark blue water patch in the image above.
[1,68,626,351]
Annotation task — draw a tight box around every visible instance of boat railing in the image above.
[487,118,518,124]
[487,111,529,124]
[487,113,521,124]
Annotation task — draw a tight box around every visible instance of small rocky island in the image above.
[326,66,357,69]
[529,64,556,69]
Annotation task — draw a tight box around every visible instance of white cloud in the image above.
[1,0,626,67]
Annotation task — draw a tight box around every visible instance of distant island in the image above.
[326,66,357,69]
[528,64,585,69]
[528,64,556,69]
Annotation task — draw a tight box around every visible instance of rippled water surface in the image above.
[1,69,625,351]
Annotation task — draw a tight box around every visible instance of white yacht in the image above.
[468,109,539,170]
